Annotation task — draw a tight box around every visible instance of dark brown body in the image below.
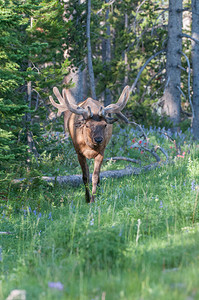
[65,99,112,202]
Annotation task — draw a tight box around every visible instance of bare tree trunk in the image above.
[162,0,182,127]
[26,72,32,166]
[103,0,112,106]
[87,0,96,99]
[26,16,39,166]
[63,0,88,103]
[26,17,33,167]
[124,12,129,87]
[64,66,88,103]
[191,0,199,139]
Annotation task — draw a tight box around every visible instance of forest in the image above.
[1,0,199,299]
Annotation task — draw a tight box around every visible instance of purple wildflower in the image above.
[191,180,195,191]
[90,218,94,226]
[48,212,53,221]
[159,201,163,208]
[48,281,64,291]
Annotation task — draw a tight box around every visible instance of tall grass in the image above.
[1,127,199,299]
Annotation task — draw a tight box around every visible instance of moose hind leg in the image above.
[78,154,91,203]
[91,154,104,202]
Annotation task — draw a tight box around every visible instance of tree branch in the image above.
[96,0,116,15]
[105,156,141,165]
[130,50,166,93]
[181,51,194,118]
[141,68,165,101]
[181,33,199,44]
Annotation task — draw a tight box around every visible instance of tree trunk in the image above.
[87,0,96,99]
[64,66,88,103]
[162,0,182,127]
[191,0,199,139]
[13,161,169,187]
[124,12,129,86]
[103,0,112,107]
[63,0,88,103]
[26,17,33,167]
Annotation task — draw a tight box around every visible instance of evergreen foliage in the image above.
[0,0,197,177]
[0,0,69,177]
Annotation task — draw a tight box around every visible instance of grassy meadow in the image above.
[1,125,199,300]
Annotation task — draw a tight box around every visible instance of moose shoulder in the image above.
[49,86,130,203]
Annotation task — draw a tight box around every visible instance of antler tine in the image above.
[49,87,68,117]
[50,87,96,119]
[63,89,90,119]
[87,106,93,118]
[103,85,130,114]
[98,106,106,118]
[53,87,66,105]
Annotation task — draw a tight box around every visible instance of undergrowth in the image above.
[0,126,199,300]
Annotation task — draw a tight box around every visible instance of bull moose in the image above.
[49,86,130,203]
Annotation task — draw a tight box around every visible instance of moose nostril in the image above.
[94,137,103,144]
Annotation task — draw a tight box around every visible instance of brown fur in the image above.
[64,99,112,203]
[49,86,130,203]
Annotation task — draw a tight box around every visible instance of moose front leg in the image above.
[91,154,104,202]
[78,153,91,203]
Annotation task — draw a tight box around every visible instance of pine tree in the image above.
[0,0,70,177]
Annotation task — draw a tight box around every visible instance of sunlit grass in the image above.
[1,128,199,299]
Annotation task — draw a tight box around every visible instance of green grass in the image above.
[1,128,199,299]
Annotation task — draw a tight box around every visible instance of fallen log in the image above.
[13,160,169,187]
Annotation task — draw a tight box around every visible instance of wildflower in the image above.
[191,180,195,191]
[159,201,163,208]
[37,212,42,219]
[48,212,53,221]
[140,150,144,154]
[170,146,173,149]
[48,282,64,291]
[132,138,136,143]
[33,209,37,216]
[138,140,142,144]
[90,218,94,226]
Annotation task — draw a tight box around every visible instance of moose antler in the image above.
[49,87,68,117]
[102,85,130,114]
[63,89,93,119]
[98,85,130,123]
[50,85,130,121]
[49,87,92,119]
